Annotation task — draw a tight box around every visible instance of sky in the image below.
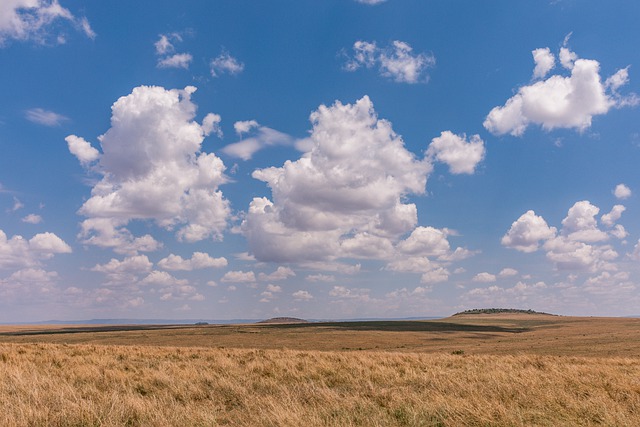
[1,0,640,322]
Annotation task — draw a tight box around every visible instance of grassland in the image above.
[1,314,639,426]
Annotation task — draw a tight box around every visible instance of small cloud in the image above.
[22,214,43,224]
[157,53,193,69]
[210,51,244,77]
[614,184,631,200]
[25,108,68,127]
[344,40,434,84]
[292,290,313,301]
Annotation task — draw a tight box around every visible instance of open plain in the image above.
[1,314,639,426]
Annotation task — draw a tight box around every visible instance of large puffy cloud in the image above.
[484,46,636,136]
[504,200,625,272]
[0,230,71,269]
[501,210,557,253]
[69,86,231,252]
[344,40,435,84]
[0,0,94,46]
[426,131,485,174]
[242,96,433,263]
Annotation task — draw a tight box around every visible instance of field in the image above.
[1,314,639,426]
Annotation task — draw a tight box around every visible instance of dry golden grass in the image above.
[1,315,639,426]
[1,314,639,357]
[1,342,640,426]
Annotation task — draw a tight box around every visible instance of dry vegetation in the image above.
[1,315,639,426]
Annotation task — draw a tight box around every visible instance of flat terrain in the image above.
[1,314,639,426]
[1,314,639,357]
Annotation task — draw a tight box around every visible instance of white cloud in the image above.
[532,47,555,79]
[21,214,42,224]
[499,268,518,278]
[154,33,192,70]
[484,47,635,136]
[221,270,256,283]
[91,254,152,283]
[0,0,94,46]
[158,252,227,271]
[242,96,432,263]
[78,218,162,255]
[234,120,259,135]
[11,197,23,211]
[305,273,335,282]
[258,266,296,281]
[292,290,313,301]
[501,210,557,253]
[25,108,68,126]
[65,135,100,166]
[210,51,244,77]
[266,284,282,293]
[601,205,625,228]
[473,272,497,283]
[69,86,231,252]
[155,34,175,55]
[561,201,608,243]
[345,40,435,84]
[505,200,625,272]
[0,230,71,269]
[329,286,371,301]
[614,184,631,200]
[426,131,485,174]
[396,226,450,257]
[157,53,192,69]
[354,0,386,4]
[222,126,294,160]
[420,267,449,284]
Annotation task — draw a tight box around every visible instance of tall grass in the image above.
[1,343,639,426]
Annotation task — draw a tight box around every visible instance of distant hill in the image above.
[453,308,555,316]
[257,317,309,324]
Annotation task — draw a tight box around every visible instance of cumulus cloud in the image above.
[504,199,626,272]
[501,210,557,252]
[221,270,256,283]
[158,53,192,69]
[614,184,631,200]
[258,266,296,281]
[91,255,152,277]
[242,96,432,263]
[0,0,95,46]
[600,205,625,228]
[499,268,518,277]
[210,51,244,77]
[68,86,231,253]
[344,40,435,84]
[25,108,68,126]
[65,135,100,166]
[154,33,192,69]
[21,214,42,224]
[292,290,313,301]
[0,230,71,269]
[222,124,294,160]
[484,46,636,136]
[560,200,608,243]
[426,131,485,174]
[473,272,497,283]
[532,47,555,79]
[157,252,227,271]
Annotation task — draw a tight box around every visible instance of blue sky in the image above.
[1,0,639,322]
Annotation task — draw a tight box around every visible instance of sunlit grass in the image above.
[1,342,639,426]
